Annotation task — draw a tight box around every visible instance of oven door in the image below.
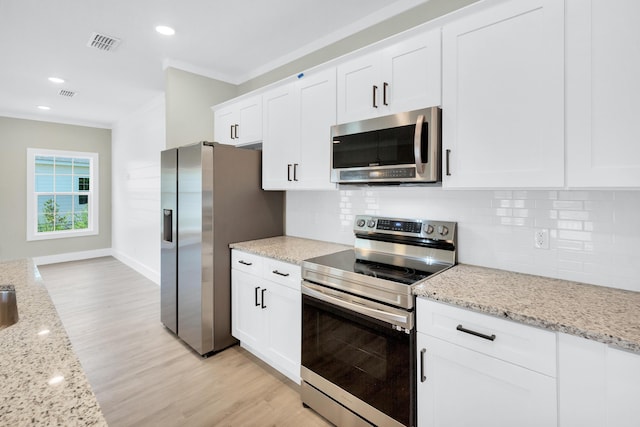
[301,281,416,427]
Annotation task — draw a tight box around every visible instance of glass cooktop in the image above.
[305,249,433,286]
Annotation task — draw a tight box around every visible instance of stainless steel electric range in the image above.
[300,215,457,427]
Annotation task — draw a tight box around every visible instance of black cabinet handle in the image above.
[383,82,389,106]
[234,124,239,139]
[254,287,261,307]
[293,163,299,181]
[446,149,452,176]
[261,288,267,309]
[420,348,427,382]
[372,85,378,108]
[238,260,252,266]
[230,125,234,140]
[272,270,290,277]
[287,164,293,181]
[456,324,496,341]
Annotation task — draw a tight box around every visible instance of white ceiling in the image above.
[0,0,429,129]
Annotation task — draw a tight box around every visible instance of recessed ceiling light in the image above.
[48,77,65,84]
[37,105,51,110]
[155,25,175,36]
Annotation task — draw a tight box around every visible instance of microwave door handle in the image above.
[414,114,425,174]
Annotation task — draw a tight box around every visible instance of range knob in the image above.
[437,225,449,236]
[367,219,376,228]
[425,224,434,235]
[356,219,366,228]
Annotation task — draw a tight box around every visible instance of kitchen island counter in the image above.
[415,264,640,353]
[230,235,350,265]
[0,258,106,426]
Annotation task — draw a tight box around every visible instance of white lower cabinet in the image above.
[231,250,301,384]
[416,298,557,427]
[558,333,640,427]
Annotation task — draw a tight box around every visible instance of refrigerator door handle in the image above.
[162,209,173,242]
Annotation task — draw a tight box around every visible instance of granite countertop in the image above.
[0,259,107,426]
[415,264,640,353]
[230,235,350,265]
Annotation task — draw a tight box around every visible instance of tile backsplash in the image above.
[286,187,640,292]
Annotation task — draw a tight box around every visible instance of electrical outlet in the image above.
[534,229,549,249]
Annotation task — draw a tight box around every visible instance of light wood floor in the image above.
[39,257,332,427]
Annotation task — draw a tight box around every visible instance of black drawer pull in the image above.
[272,270,290,277]
[238,260,252,266]
[456,324,496,341]
[261,288,267,309]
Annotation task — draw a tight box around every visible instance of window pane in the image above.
[37,196,56,232]
[55,195,73,231]
[35,174,54,192]
[55,157,73,174]
[55,174,72,192]
[35,156,54,173]
[75,176,90,192]
[74,196,89,230]
[73,158,90,175]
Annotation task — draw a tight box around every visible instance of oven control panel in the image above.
[354,215,456,241]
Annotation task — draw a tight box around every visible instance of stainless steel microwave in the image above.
[330,106,441,184]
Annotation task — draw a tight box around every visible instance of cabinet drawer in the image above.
[231,250,263,275]
[417,298,556,377]
[263,258,301,291]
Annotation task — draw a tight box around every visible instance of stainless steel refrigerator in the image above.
[161,141,284,356]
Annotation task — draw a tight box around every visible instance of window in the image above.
[26,148,99,240]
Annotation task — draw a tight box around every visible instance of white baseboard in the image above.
[112,250,160,285]
[33,248,113,266]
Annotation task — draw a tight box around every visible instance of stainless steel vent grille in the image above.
[87,32,121,52]
[58,89,76,98]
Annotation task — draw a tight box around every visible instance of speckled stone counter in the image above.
[415,264,640,353]
[0,259,107,426]
[230,235,350,265]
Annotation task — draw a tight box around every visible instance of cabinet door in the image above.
[336,52,380,124]
[558,333,640,427]
[606,346,640,426]
[262,84,298,190]
[231,269,265,350]
[213,107,237,145]
[566,0,640,187]
[296,68,337,190]
[263,281,301,384]
[417,333,557,427]
[236,96,262,145]
[382,30,441,115]
[442,0,564,187]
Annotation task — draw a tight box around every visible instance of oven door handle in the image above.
[302,282,412,330]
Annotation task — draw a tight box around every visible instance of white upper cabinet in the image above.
[441,0,565,188]
[336,29,441,124]
[566,0,640,187]
[213,95,262,146]
[262,68,337,190]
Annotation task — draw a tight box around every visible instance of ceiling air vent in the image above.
[87,32,121,52]
[58,89,76,98]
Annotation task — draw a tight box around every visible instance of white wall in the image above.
[286,187,640,292]
[111,96,165,283]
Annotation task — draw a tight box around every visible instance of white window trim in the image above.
[26,148,99,241]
